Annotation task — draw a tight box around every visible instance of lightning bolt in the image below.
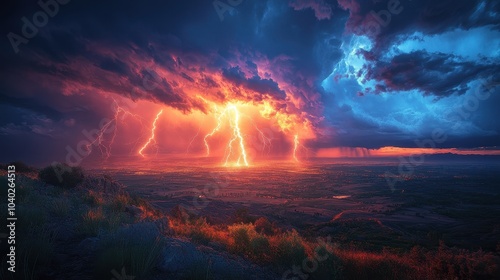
[225,104,248,166]
[204,106,225,156]
[186,125,201,155]
[254,125,272,154]
[138,109,164,157]
[293,134,299,162]
[85,101,144,159]
[204,103,249,167]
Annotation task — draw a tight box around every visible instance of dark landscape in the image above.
[1,158,499,279]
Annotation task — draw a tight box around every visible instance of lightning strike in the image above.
[138,109,164,157]
[293,134,300,162]
[204,103,249,167]
[85,101,144,159]
[204,106,225,156]
[254,125,272,154]
[186,125,202,155]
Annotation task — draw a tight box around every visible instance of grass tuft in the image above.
[94,224,164,279]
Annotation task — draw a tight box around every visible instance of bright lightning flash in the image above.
[293,134,299,162]
[138,109,164,157]
[85,101,144,159]
[204,104,249,167]
[254,125,272,154]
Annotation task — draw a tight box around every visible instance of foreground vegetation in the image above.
[1,162,499,279]
[169,204,500,279]
[0,163,164,279]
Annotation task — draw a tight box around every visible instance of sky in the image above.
[1,0,499,166]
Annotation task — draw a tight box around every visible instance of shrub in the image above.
[110,194,130,212]
[228,223,257,254]
[189,218,213,245]
[254,217,274,235]
[84,190,105,206]
[79,208,106,236]
[275,229,307,266]
[170,205,192,222]
[78,206,128,236]
[251,235,270,258]
[7,161,37,173]
[427,242,500,280]
[39,163,84,189]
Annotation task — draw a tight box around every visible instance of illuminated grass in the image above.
[168,208,500,280]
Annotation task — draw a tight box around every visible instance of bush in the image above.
[7,161,37,173]
[39,163,84,189]
[170,205,191,222]
[427,242,500,280]
[189,218,213,245]
[276,230,307,266]
[254,217,274,235]
[110,194,130,212]
[251,235,270,258]
[228,223,256,254]
[84,190,104,206]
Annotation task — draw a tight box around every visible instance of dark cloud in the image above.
[98,57,131,76]
[339,0,500,46]
[222,66,286,99]
[289,0,334,20]
[363,51,500,96]
[0,95,63,121]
